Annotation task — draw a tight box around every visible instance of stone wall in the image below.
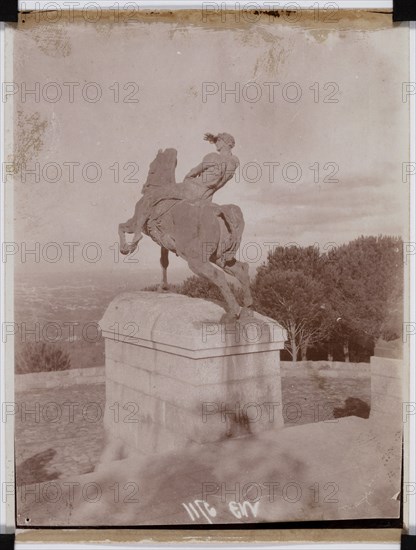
[281,360,370,378]
[368,355,403,496]
[14,360,371,393]
[370,355,403,428]
[15,366,105,392]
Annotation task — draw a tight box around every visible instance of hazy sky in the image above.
[9,13,410,278]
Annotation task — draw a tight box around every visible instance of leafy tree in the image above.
[16,342,71,374]
[324,235,403,360]
[253,246,334,363]
[257,244,327,279]
[142,236,403,365]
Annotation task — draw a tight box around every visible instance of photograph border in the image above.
[1,1,414,546]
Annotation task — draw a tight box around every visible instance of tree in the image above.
[324,235,403,360]
[257,244,327,279]
[253,246,334,363]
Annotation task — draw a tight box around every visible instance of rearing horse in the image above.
[118,144,253,322]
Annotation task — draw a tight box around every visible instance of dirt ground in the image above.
[15,372,371,486]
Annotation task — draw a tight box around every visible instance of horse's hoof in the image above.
[220,312,238,325]
[238,307,255,321]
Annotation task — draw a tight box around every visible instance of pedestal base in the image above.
[99,292,287,456]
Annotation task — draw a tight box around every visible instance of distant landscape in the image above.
[13,235,404,371]
[14,268,187,370]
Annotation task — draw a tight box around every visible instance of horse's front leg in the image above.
[129,230,143,254]
[118,221,132,255]
[160,247,169,290]
[118,215,143,256]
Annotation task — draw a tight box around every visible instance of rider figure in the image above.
[180,132,240,200]
[122,132,240,254]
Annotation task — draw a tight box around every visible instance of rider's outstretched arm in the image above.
[185,152,221,179]
[184,162,204,179]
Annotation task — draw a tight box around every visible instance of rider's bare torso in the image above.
[180,150,240,201]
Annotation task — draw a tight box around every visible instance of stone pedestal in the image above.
[99,292,287,456]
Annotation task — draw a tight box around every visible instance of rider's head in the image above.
[217,133,235,148]
[204,132,235,151]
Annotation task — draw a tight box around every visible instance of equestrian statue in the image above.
[118,132,253,322]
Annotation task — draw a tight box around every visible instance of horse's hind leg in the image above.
[160,247,169,290]
[219,259,253,308]
[187,258,241,319]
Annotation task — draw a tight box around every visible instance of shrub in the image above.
[142,283,181,292]
[178,276,224,302]
[16,342,71,374]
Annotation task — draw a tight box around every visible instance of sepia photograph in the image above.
[1,6,411,529]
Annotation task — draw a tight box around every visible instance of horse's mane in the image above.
[141,148,177,194]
